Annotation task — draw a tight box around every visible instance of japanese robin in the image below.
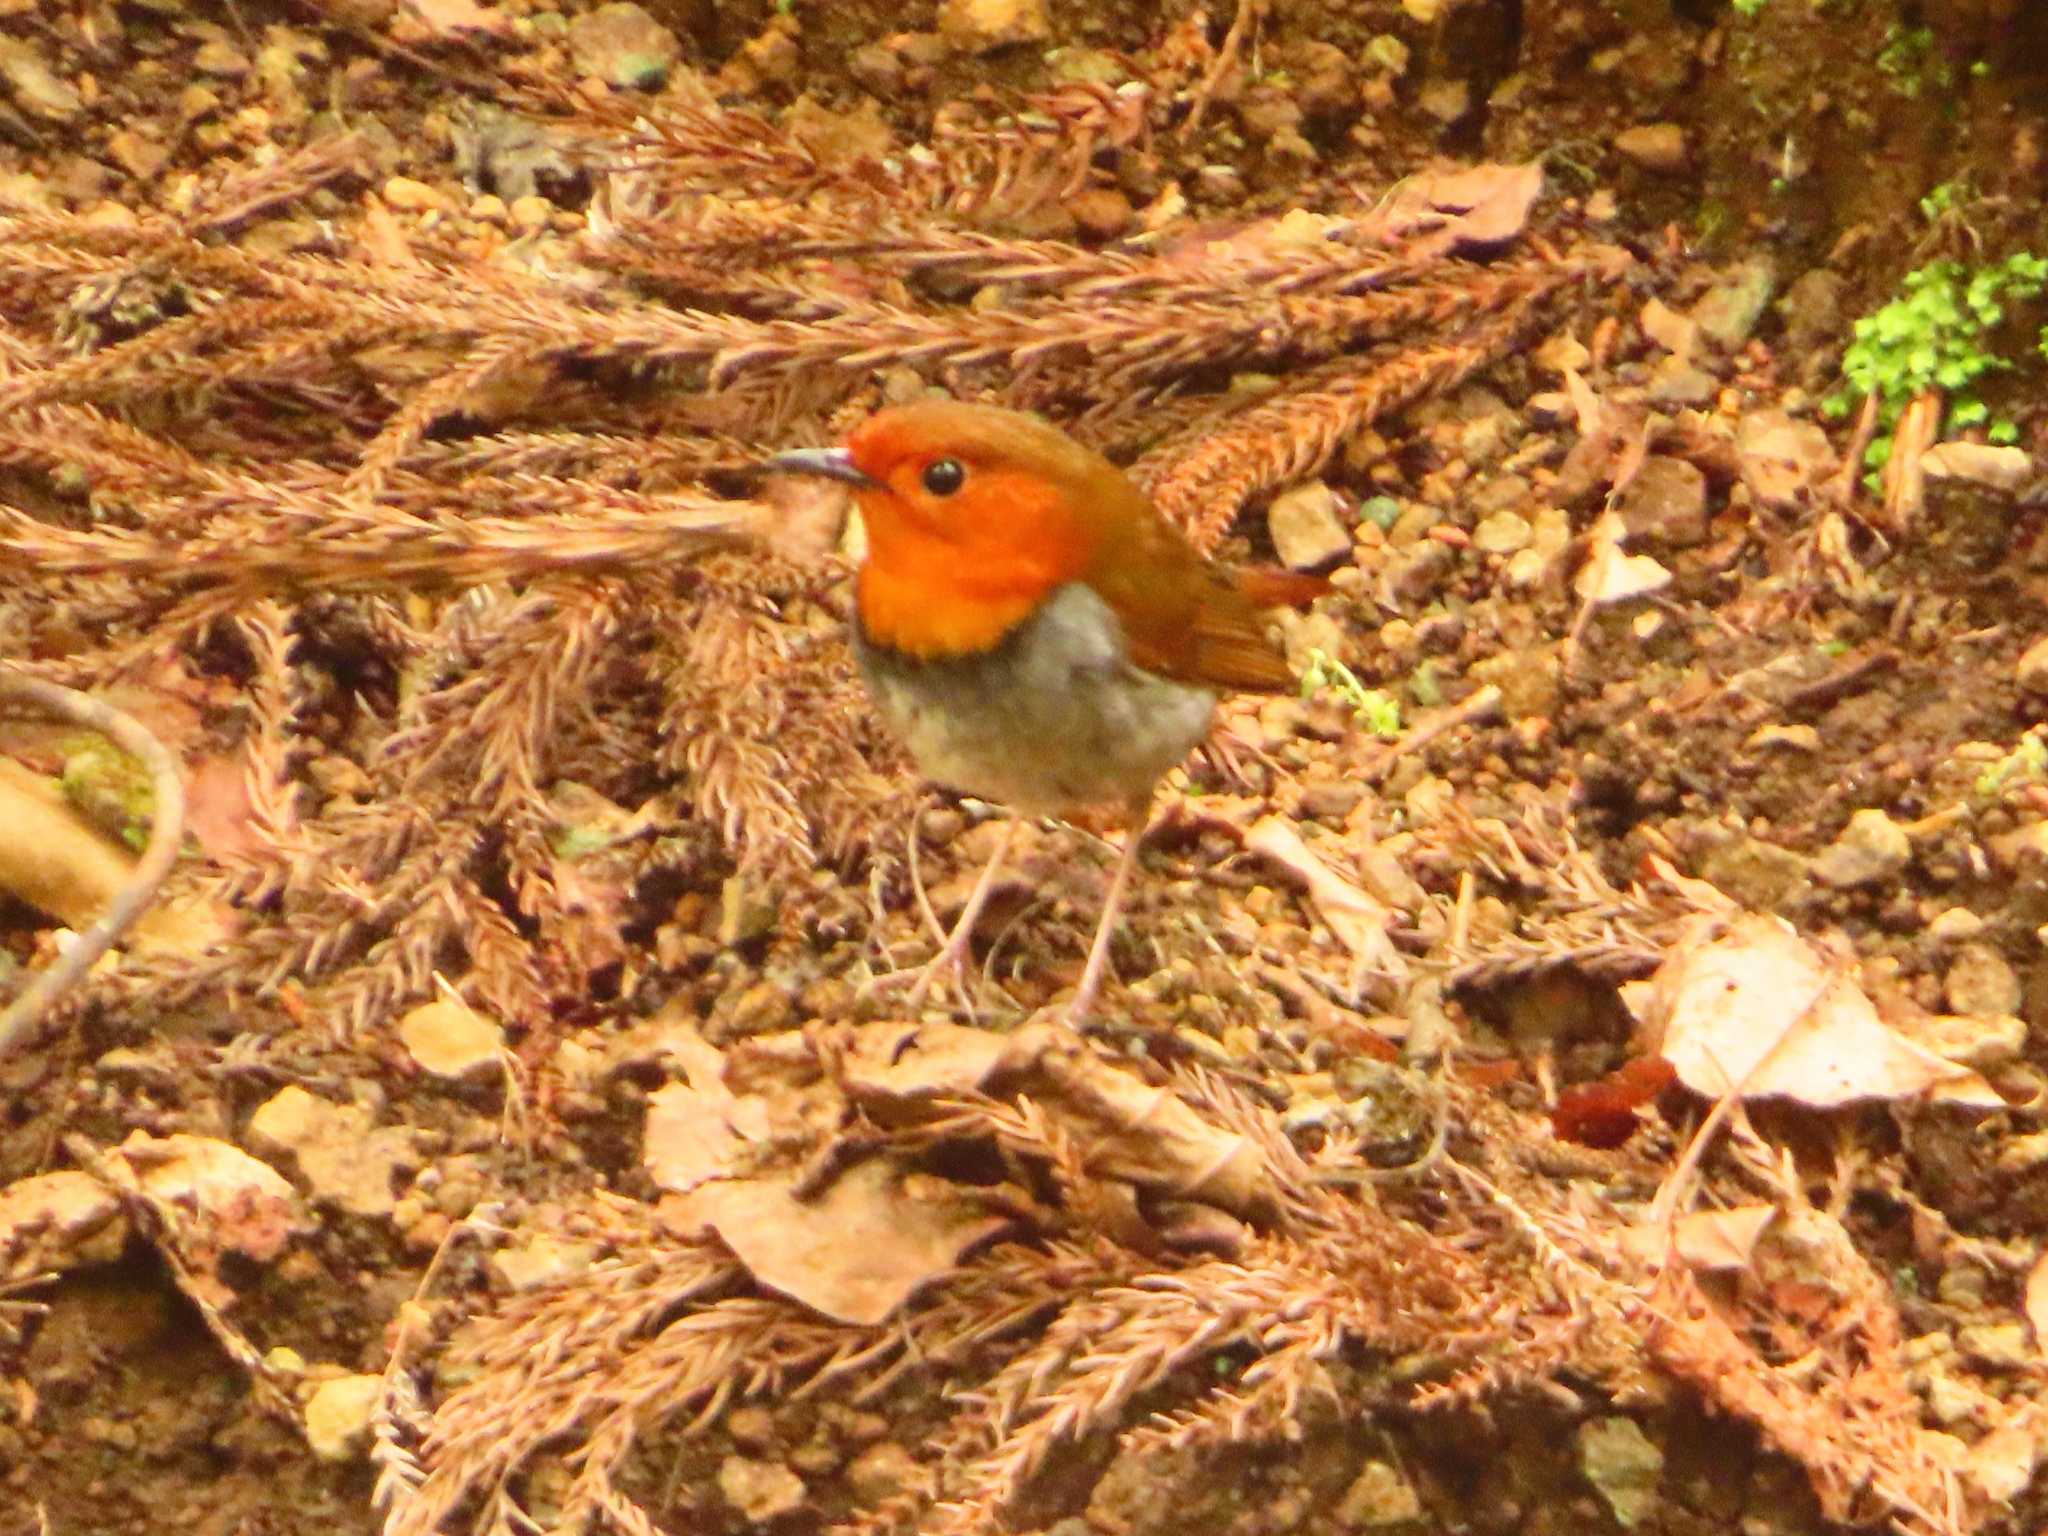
[768,400,1325,1020]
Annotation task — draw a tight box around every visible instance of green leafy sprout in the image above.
[1300,649,1402,738]
[1975,730,2048,799]
[1822,252,2047,488]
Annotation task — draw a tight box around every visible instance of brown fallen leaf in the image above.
[669,1158,1013,1326]
[1625,913,2003,1109]
[1620,1203,1777,1272]
[1370,161,1546,257]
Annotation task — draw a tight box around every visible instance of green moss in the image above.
[1300,650,1401,737]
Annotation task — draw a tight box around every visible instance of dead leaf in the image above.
[1244,815,1408,987]
[1620,1204,1777,1271]
[1575,512,1670,605]
[402,0,510,37]
[2027,1249,2048,1355]
[1627,913,2003,1108]
[672,1158,1012,1325]
[1371,161,1545,257]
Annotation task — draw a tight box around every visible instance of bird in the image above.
[767,399,1326,1022]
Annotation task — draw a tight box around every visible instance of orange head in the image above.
[766,400,1325,688]
[769,401,1136,659]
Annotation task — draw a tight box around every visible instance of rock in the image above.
[1472,510,1532,555]
[1064,186,1133,240]
[718,1455,807,1523]
[105,130,170,181]
[1944,942,2021,1018]
[304,1374,382,1462]
[1922,441,2033,492]
[568,3,681,89]
[1927,907,1985,944]
[0,1171,127,1283]
[399,997,506,1079]
[1700,835,1809,909]
[1736,409,1836,512]
[1335,1459,1424,1528]
[0,37,83,120]
[248,1086,421,1219]
[1613,123,1687,173]
[489,1233,598,1291]
[1744,723,1820,752]
[782,95,894,167]
[937,0,1050,52]
[1811,809,1910,889]
[1418,79,1471,124]
[1778,268,1844,357]
[1577,1416,1663,1529]
[1691,258,1777,351]
[109,1131,309,1264]
[1615,455,1709,547]
[508,194,552,232]
[1910,1013,2026,1071]
[1645,356,1716,407]
[192,39,252,77]
[1267,480,1352,571]
[2017,636,2048,695]
[380,175,445,212]
[846,1441,919,1503]
[1958,1323,2033,1372]
[1639,297,1697,358]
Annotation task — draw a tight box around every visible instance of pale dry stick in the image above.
[1182,0,1263,136]
[0,672,186,1062]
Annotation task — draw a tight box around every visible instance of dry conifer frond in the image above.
[0,82,1634,1037]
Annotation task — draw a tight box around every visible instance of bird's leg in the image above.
[1067,797,1153,1027]
[867,816,1020,1015]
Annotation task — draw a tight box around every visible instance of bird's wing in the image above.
[1086,502,1326,694]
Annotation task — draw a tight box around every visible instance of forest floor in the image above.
[4,1,2048,1535]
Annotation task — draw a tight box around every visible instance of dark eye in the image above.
[921,458,965,496]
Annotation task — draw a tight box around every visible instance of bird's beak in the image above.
[763,446,883,491]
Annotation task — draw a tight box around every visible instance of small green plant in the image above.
[1876,25,1947,98]
[1732,0,1769,16]
[1822,252,2047,485]
[1300,650,1402,737]
[1974,730,2048,798]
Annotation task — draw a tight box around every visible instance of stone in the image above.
[192,39,252,77]
[380,175,445,211]
[1267,480,1352,571]
[490,1233,598,1291]
[2018,636,2048,695]
[846,1441,919,1503]
[1472,510,1532,555]
[1615,455,1709,547]
[1700,835,1809,910]
[1692,258,1777,351]
[304,1373,382,1462]
[0,37,82,120]
[718,1455,807,1522]
[1778,268,1845,357]
[937,0,1050,53]
[1943,942,2021,1018]
[1958,1323,2032,1372]
[1811,809,1911,890]
[1910,1013,2026,1071]
[508,194,552,231]
[1645,356,1716,407]
[1927,907,1985,944]
[1613,123,1687,173]
[1064,186,1133,240]
[1922,441,2033,492]
[568,2,681,90]
[248,1086,421,1219]
[1335,1459,1424,1527]
[1577,1416,1663,1528]
[105,130,170,181]
[398,997,505,1079]
[0,1171,127,1283]
[1736,409,1835,511]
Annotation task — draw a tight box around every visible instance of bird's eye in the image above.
[921,458,966,496]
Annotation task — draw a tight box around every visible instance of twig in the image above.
[0,672,186,1061]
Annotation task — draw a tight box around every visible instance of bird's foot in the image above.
[858,932,984,1019]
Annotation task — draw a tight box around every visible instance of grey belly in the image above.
[854,582,1217,818]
